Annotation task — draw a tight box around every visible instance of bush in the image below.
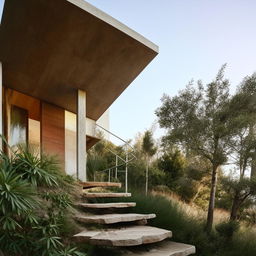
[215,221,239,241]
[0,146,86,256]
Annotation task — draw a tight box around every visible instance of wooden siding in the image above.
[41,102,65,170]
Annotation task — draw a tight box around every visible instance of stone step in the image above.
[74,225,172,246]
[80,181,122,189]
[83,192,131,198]
[78,202,136,209]
[75,213,156,224]
[122,241,196,256]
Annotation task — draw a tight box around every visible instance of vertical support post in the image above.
[77,90,87,182]
[125,144,128,193]
[0,62,2,150]
[115,155,118,179]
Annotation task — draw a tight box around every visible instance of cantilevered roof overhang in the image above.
[0,0,158,120]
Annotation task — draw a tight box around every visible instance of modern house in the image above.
[0,1,197,254]
[0,0,158,181]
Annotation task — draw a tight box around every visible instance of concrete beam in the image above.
[77,89,86,181]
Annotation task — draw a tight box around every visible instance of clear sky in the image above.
[1,0,256,143]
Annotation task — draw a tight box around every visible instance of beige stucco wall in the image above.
[64,110,110,176]
[97,109,110,140]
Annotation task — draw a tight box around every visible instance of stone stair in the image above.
[78,202,136,209]
[83,192,131,198]
[81,181,122,189]
[75,213,156,224]
[74,181,196,255]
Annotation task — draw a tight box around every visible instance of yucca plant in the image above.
[0,144,87,256]
[0,154,37,225]
[12,146,59,187]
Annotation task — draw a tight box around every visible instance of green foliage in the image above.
[0,147,86,256]
[86,153,106,181]
[13,147,59,187]
[157,149,185,181]
[155,65,244,231]
[117,193,256,256]
[142,130,157,157]
[216,221,239,240]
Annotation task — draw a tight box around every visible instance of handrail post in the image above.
[115,155,118,179]
[125,144,128,193]
[108,169,111,182]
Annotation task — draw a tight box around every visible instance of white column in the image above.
[77,89,87,181]
[0,62,2,150]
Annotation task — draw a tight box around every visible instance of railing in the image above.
[95,124,136,193]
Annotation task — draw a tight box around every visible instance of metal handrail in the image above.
[96,124,134,150]
[95,124,136,193]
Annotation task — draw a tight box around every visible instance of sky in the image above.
[85,0,256,143]
[1,0,256,143]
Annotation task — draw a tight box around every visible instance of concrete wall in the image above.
[97,109,110,139]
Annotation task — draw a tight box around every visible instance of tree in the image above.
[223,74,256,220]
[142,130,157,195]
[158,149,185,181]
[156,65,235,232]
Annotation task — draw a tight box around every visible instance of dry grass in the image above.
[152,189,229,224]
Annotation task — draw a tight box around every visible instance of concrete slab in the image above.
[75,213,156,224]
[74,226,172,246]
[122,241,196,256]
[0,0,158,120]
[78,202,136,209]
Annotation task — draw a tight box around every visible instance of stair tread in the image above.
[83,192,131,198]
[75,213,156,224]
[78,202,136,209]
[74,225,172,246]
[122,241,196,256]
[81,181,122,189]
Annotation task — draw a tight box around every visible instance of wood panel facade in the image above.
[41,102,65,169]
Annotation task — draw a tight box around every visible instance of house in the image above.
[0,0,158,181]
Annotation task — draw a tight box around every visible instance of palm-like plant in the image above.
[0,145,86,256]
[0,155,37,226]
[13,147,59,187]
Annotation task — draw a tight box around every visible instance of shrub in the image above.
[215,221,239,241]
[0,146,86,256]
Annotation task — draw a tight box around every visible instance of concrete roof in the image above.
[0,0,158,120]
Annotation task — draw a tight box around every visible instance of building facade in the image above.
[0,0,158,181]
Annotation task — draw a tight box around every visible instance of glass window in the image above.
[10,105,28,147]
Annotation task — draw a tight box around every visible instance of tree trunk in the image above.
[230,191,240,221]
[250,123,256,179]
[205,164,218,233]
[251,149,256,179]
[145,156,149,195]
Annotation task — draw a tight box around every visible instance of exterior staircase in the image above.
[74,182,196,256]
